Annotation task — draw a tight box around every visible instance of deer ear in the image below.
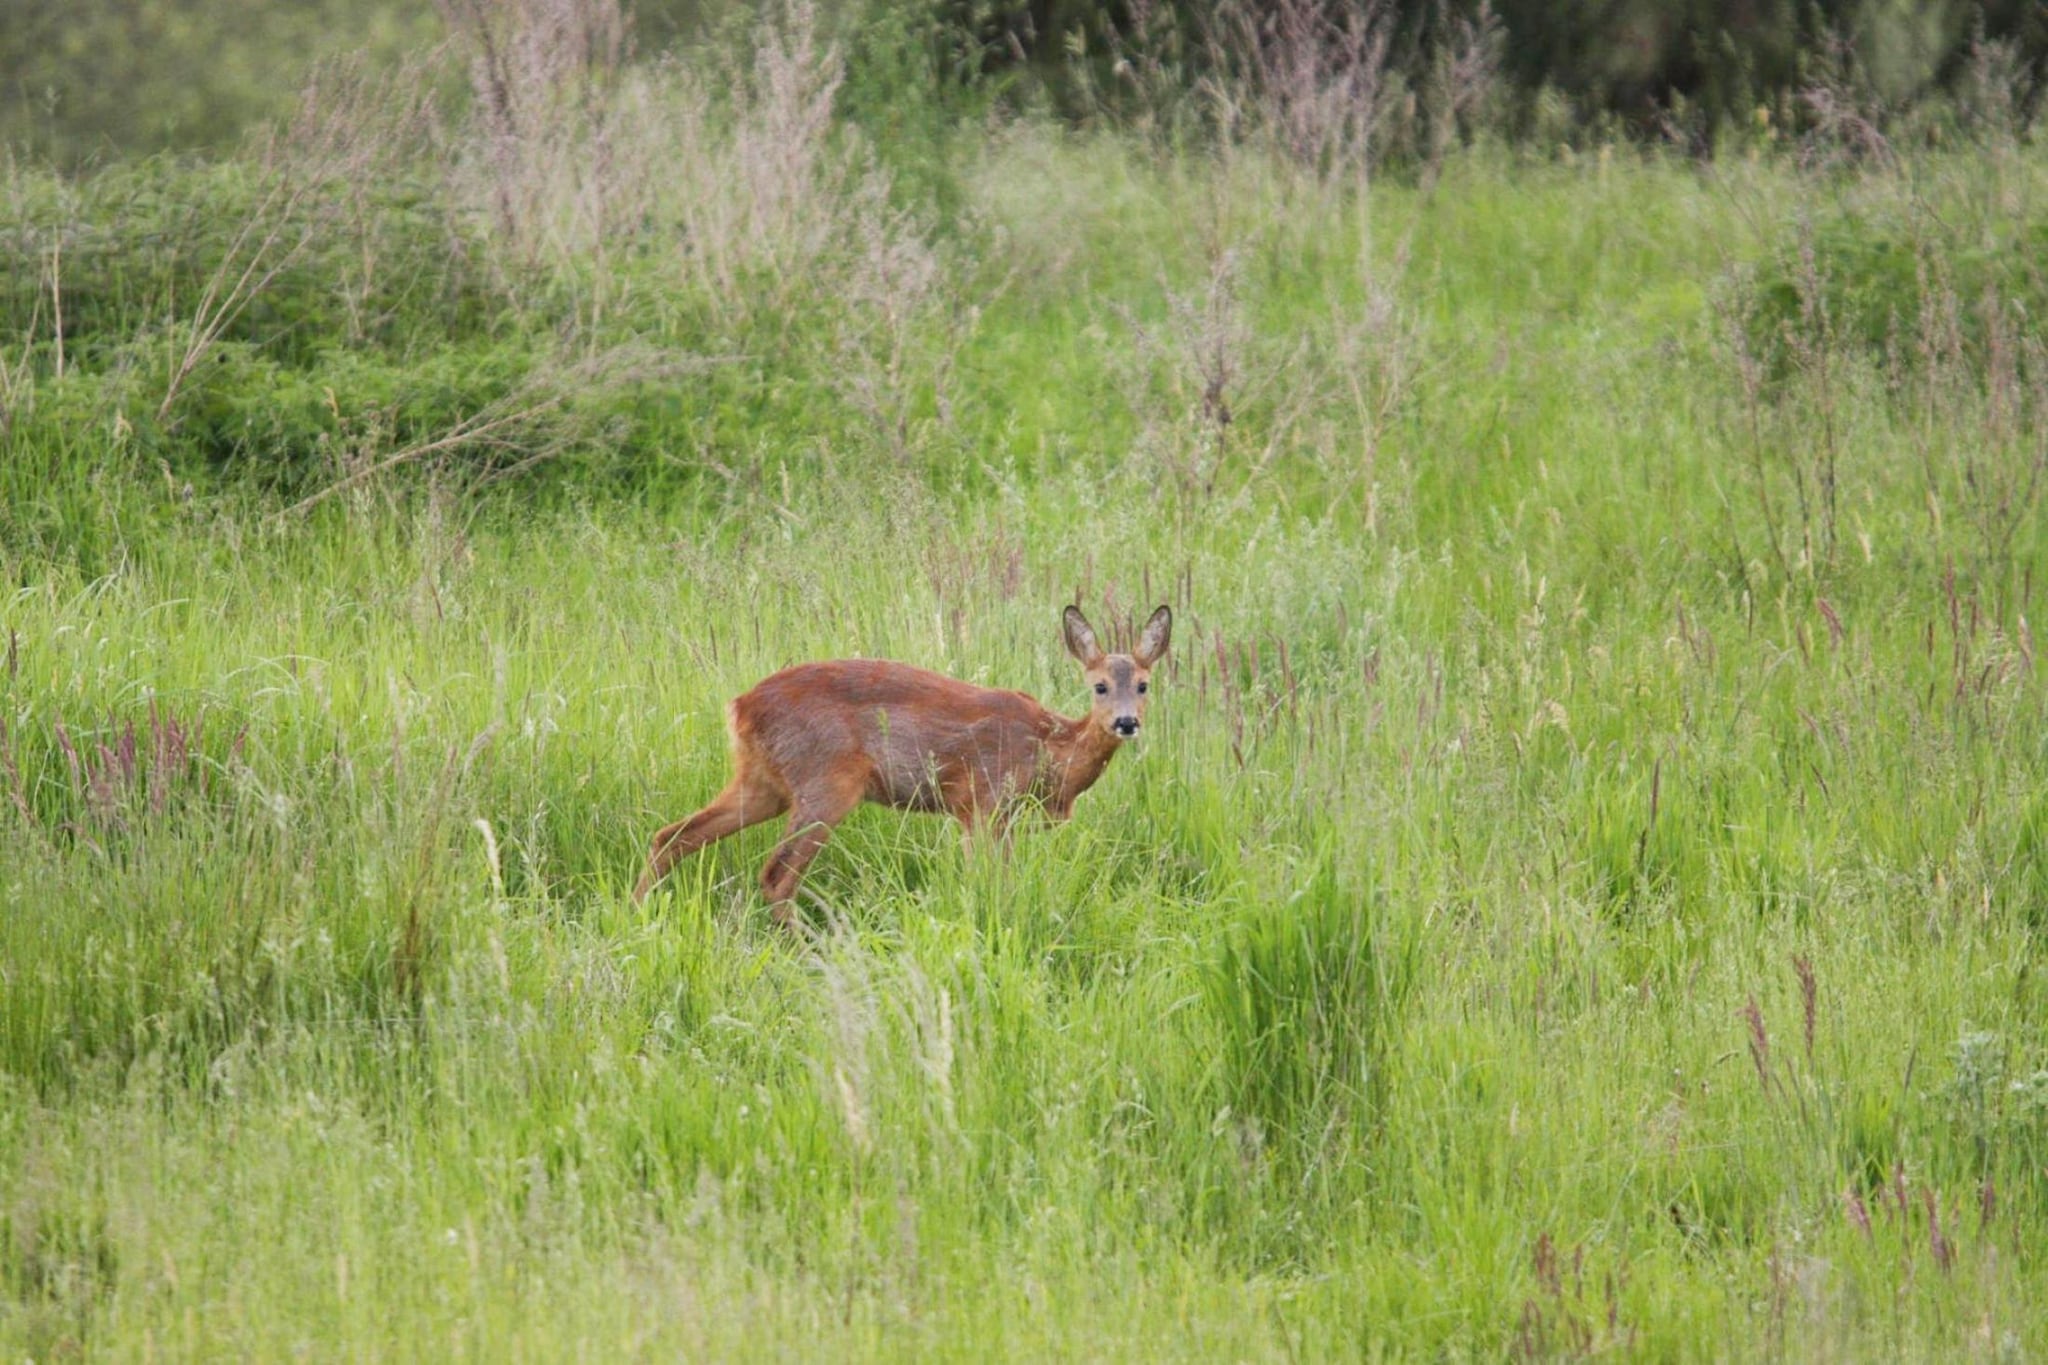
[1134,605,1172,666]
[1063,606,1103,665]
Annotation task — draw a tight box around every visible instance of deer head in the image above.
[1063,604,1172,739]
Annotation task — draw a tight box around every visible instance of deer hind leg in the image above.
[760,776,866,927]
[634,773,788,904]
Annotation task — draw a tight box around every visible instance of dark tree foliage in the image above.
[0,0,444,160]
[5,0,2044,159]
[951,0,2048,134]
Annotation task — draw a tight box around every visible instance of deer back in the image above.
[733,660,1061,811]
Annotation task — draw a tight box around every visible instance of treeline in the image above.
[978,0,2047,145]
[5,0,2044,162]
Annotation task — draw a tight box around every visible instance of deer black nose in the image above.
[1113,717,1140,737]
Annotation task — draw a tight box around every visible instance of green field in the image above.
[5,10,2048,1359]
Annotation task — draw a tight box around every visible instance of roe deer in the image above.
[633,604,1172,925]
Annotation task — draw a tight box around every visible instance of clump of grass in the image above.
[1201,851,1413,1153]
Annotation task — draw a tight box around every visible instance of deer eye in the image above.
[1136,681,1148,694]
[1094,682,1109,696]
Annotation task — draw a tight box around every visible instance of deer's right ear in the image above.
[1063,606,1104,666]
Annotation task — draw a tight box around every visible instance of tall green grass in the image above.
[5,11,2048,1358]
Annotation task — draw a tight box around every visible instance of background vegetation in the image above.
[12,0,2048,161]
[4,0,2048,1358]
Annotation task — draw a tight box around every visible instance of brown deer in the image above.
[633,604,1172,924]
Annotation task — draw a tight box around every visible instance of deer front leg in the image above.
[944,773,1015,858]
[760,780,863,928]
[955,803,1026,871]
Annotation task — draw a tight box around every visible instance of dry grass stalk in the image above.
[1781,228,1841,570]
[831,176,944,463]
[35,705,237,838]
[0,716,36,827]
[1716,272,1792,583]
[1797,31,1898,173]
[1842,1185,1873,1240]
[1740,996,1771,1090]
[1923,1189,1954,1272]
[1201,0,1392,189]
[438,0,846,292]
[1422,1,1503,188]
[0,303,33,442]
[436,0,628,257]
[290,50,452,341]
[1905,257,2048,592]
[1958,28,2033,143]
[1792,955,1817,1062]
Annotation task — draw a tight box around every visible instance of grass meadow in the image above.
[4,7,2048,1358]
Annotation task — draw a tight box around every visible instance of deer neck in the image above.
[1039,712,1122,808]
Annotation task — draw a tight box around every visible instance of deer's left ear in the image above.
[1134,605,1172,666]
